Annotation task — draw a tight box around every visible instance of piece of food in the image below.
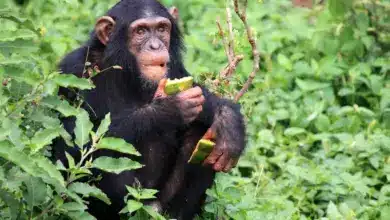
[164,76,194,95]
[188,139,216,164]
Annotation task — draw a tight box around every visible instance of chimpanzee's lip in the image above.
[143,63,167,68]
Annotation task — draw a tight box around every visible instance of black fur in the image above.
[53,0,246,219]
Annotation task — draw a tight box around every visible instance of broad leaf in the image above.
[96,138,140,156]
[74,109,93,148]
[53,74,95,90]
[30,128,61,153]
[68,182,111,205]
[92,157,143,174]
[95,113,111,139]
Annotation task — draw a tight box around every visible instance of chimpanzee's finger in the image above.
[182,105,203,118]
[177,86,203,99]
[202,128,216,140]
[223,159,238,173]
[202,148,223,166]
[154,78,168,98]
[213,153,230,172]
[184,95,205,108]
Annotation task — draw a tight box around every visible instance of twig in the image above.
[220,55,244,77]
[233,0,260,102]
[216,18,232,65]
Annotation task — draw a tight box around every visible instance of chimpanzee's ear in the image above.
[168,6,179,21]
[95,16,116,45]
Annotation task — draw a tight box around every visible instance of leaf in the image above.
[295,79,330,92]
[60,127,74,147]
[23,177,47,207]
[277,54,293,71]
[96,138,140,156]
[315,114,331,132]
[124,200,143,214]
[142,205,167,220]
[74,109,93,147]
[139,188,159,200]
[30,128,61,153]
[60,202,88,211]
[33,155,66,187]
[53,74,95,90]
[0,141,39,177]
[67,211,97,220]
[68,182,111,205]
[41,96,79,117]
[65,152,75,169]
[95,113,111,139]
[284,127,306,137]
[0,188,22,220]
[92,157,143,174]
[326,201,343,220]
[328,0,353,18]
[126,185,141,199]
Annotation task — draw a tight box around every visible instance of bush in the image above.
[0,0,389,219]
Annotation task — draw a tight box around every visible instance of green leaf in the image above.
[142,205,167,220]
[96,113,111,139]
[23,177,47,207]
[53,74,95,90]
[96,138,140,156]
[41,96,79,117]
[296,79,330,92]
[126,185,141,200]
[65,152,75,169]
[33,155,65,187]
[326,201,343,220]
[139,188,158,200]
[284,127,306,137]
[277,54,293,71]
[315,114,331,132]
[68,182,111,205]
[124,200,143,214]
[60,127,74,147]
[30,128,61,153]
[60,202,88,211]
[74,109,93,147]
[0,141,39,177]
[328,0,352,18]
[67,211,97,220]
[92,157,143,174]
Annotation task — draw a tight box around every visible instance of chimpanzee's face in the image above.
[128,16,171,82]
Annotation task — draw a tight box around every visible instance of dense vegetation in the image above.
[0,0,389,219]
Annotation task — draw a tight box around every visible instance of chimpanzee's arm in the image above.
[108,97,184,143]
[197,86,246,158]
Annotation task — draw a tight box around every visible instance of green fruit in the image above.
[164,76,194,95]
[188,139,215,164]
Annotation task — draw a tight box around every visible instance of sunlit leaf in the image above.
[92,157,143,174]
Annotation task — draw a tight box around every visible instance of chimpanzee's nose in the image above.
[149,39,162,50]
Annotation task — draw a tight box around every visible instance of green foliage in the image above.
[0,0,389,219]
[0,2,143,218]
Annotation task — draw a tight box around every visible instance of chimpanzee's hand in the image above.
[201,127,239,173]
[153,78,205,124]
[175,87,205,124]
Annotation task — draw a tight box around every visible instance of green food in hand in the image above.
[164,76,194,95]
[188,139,215,164]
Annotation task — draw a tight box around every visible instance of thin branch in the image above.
[234,0,260,102]
[226,5,235,60]
[216,18,232,65]
[220,54,244,78]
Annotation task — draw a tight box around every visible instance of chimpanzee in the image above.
[53,0,246,219]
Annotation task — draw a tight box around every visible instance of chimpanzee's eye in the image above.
[157,25,166,32]
[136,27,147,35]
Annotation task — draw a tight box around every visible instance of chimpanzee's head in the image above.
[91,0,183,88]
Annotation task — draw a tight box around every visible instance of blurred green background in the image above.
[0,0,390,219]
